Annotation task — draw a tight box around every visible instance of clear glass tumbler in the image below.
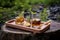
[31,12,41,28]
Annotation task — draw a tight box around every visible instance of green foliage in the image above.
[40,8,48,21]
[0,14,3,19]
[44,0,60,6]
[0,8,19,23]
[0,0,59,10]
[14,0,31,11]
[0,0,60,23]
[0,0,14,8]
[0,0,60,9]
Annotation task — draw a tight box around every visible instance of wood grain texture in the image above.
[1,21,60,40]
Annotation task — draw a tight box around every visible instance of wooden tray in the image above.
[5,19,51,34]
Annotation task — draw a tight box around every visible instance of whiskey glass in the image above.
[31,9,41,28]
[15,11,24,24]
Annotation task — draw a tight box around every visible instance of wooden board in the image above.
[5,19,51,34]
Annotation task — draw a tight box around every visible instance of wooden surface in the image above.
[1,21,60,40]
[2,21,60,34]
[5,19,50,34]
[2,25,32,34]
[45,21,60,33]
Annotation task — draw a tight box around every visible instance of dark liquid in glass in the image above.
[31,18,41,26]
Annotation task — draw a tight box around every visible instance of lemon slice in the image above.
[23,21,30,27]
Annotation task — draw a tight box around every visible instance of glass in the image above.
[15,11,24,24]
[31,18,41,26]
[15,16,24,24]
[24,10,31,22]
[31,13,41,27]
[31,6,41,28]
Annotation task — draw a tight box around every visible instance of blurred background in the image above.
[0,0,60,27]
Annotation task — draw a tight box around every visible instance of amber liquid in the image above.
[15,16,24,24]
[31,19,41,26]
